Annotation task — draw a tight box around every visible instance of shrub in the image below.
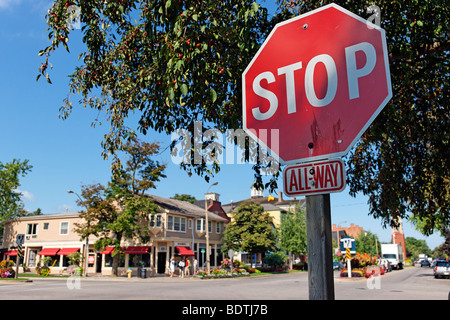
[263,252,287,269]
[340,268,364,277]
[36,266,50,276]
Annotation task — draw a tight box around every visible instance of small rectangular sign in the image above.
[283,158,346,196]
[340,237,356,254]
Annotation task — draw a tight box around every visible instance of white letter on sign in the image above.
[252,72,278,120]
[305,54,337,107]
[345,42,376,99]
[277,61,303,114]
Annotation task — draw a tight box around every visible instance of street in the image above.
[0,266,448,300]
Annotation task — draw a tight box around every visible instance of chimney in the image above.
[278,191,283,202]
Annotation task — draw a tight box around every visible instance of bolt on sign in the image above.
[283,159,345,196]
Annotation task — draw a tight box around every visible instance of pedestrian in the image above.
[185,258,190,277]
[169,257,176,278]
[193,257,198,274]
[178,259,186,278]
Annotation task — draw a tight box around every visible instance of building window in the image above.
[168,215,186,232]
[196,219,211,233]
[196,219,204,232]
[150,214,162,228]
[43,223,49,230]
[26,223,38,237]
[216,222,221,234]
[188,219,192,229]
[60,222,69,235]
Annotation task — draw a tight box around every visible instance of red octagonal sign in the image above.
[242,4,392,164]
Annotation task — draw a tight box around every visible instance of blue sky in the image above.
[0,0,444,250]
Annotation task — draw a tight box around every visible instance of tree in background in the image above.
[355,231,380,257]
[40,0,448,236]
[0,159,33,236]
[405,237,432,259]
[73,138,165,276]
[173,194,197,204]
[112,137,167,195]
[432,231,450,259]
[279,204,307,259]
[222,201,276,265]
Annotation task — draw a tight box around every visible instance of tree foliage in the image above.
[0,159,33,226]
[279,205,307,256]
[40,0,449,235]
[354,230,380,257]
[172,193,197,204]
[38,0,271,180]
[73,138,165,275]
[404,236,432,259]
[278,0,449,235]
[222,201,276,255]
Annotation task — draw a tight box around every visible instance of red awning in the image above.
[58,248,80,255]
[175,246,195,257]
[99,246,124,255]
[39,248,60,256]
[5,250,17,256]
[124,246,151,254]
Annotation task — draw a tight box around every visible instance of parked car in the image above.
[421,259,431,267]
[434,260,450,279]
[333,261,344,271]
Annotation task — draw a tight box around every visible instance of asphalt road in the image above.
[1,266,448,301]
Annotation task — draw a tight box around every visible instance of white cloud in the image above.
[13,189,35,201]
[0,0,21,10]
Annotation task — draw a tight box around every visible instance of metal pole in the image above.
[204,182,218,275]
[205,197,210,274]
[306,194,335,300]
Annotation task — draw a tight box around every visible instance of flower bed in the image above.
[0,260,16,279]
[194,268,250,279]
[340,265,386,278]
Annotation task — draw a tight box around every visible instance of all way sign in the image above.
[283,159,346,196]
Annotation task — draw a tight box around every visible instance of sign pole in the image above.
[306,193,335,300]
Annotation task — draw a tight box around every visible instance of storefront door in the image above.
[157,252,166,274]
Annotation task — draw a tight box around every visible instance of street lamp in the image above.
[67,190,89,278]
[205,182,218,274]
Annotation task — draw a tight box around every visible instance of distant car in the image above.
[333,261,344,271]
[421,259,431,267]
[434,260,450,279]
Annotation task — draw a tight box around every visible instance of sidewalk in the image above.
[15,272,202,282]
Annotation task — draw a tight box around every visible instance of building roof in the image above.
[222,194,305,213]
[2,212,81,223]
[144,194,228,222]
[3,194,229,224]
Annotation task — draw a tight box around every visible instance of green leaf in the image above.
[192,14,198,21]
[210,88,217,102]
[180,83,188,95]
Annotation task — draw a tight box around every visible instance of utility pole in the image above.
[306,194,335,300]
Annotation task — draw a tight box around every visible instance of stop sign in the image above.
[242,3,392,164]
